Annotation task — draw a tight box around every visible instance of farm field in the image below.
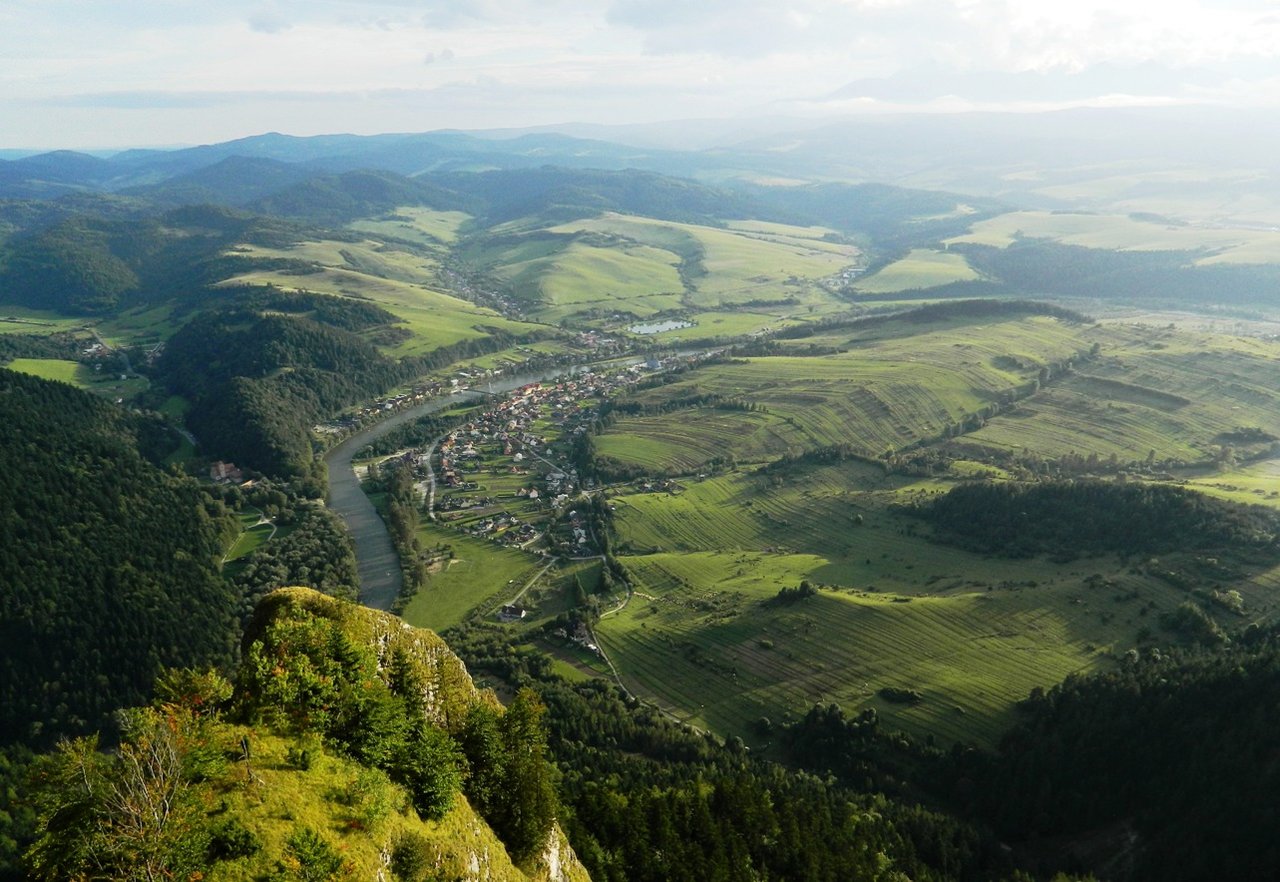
[1169,458,1280,509]
[594,312,1100,472]
[949,210,1280,265]
[0,307,86,335]
[581,312,1280,748]
[962,330,1280,464]
[853,248,981,293]
[597,456,1280,746]
[465,233,685,323]
[460,212,860,328]
[347,207,472,247]
[5,357,88,386]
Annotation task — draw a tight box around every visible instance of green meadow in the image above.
[401,522,546,633]
[6,357,150,402]
[853,248,981,293]
[964,330,1280,463]
[1170,459,1280,509]
[594,452,1280,746]
[347,206,473,247]
[459,212,860,329]
[0,307,86,335]
[6,358,89,386]
[223,235,544,353]
[949,209,1280,265]
[577,311,1280,747]
[596,313,1099,471]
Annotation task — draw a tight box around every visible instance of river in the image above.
[325,353,708,610]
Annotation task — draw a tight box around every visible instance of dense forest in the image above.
[916,480,1280,558]
[158,301,408,479]
[0,369,239,745]
[0,205,309,313]
[956,240,1280,307]
[958,631,1280,880]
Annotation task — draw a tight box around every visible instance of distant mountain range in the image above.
[5,107,1280,223]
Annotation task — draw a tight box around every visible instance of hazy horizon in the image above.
[4,0,1280,150]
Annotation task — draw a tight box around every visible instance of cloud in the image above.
[4,0,1280,148]
[826,62,1235,104]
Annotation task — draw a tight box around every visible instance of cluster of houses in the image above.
[315,380,452,436]
[468,513,538,547]
[551,620,601,655]
[209,461,246,484]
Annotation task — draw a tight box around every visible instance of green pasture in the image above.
[6,358,89,386]
[1165,459,1280,509]
[949,210,1280,265]
[597,455,1280,746]
[853,249,981,293]
[635,310,805,341]
[597,548,1137,747]
[489,237,686,323]
[400,522,546,632]
[547,213,859,308]
[723,219,848,245]
[95,304,182,345]
[6,357,149,402]
[222,253,538,354]
[0,307,86,335]
[224,522,275,562]
[347,206,472,247]
[596,314,1099,471]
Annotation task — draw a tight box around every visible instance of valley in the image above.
[5,127,1280,882]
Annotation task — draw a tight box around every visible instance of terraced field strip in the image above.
[967,333,1280,463]
[598,315,1099,470]
[598,549,1129,745]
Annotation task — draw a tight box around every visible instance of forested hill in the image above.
[963,631,1280,880]
[158,296,415,480]
[917,480,1280,558]
[0,204,310,313]
[21,588,590,882]
[0,369,239,744]
[431,166,763,226]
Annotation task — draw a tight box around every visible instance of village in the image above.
[365,354,687,559]
[313,332,631,440]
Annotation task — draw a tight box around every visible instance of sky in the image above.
[3,0,1280,149]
